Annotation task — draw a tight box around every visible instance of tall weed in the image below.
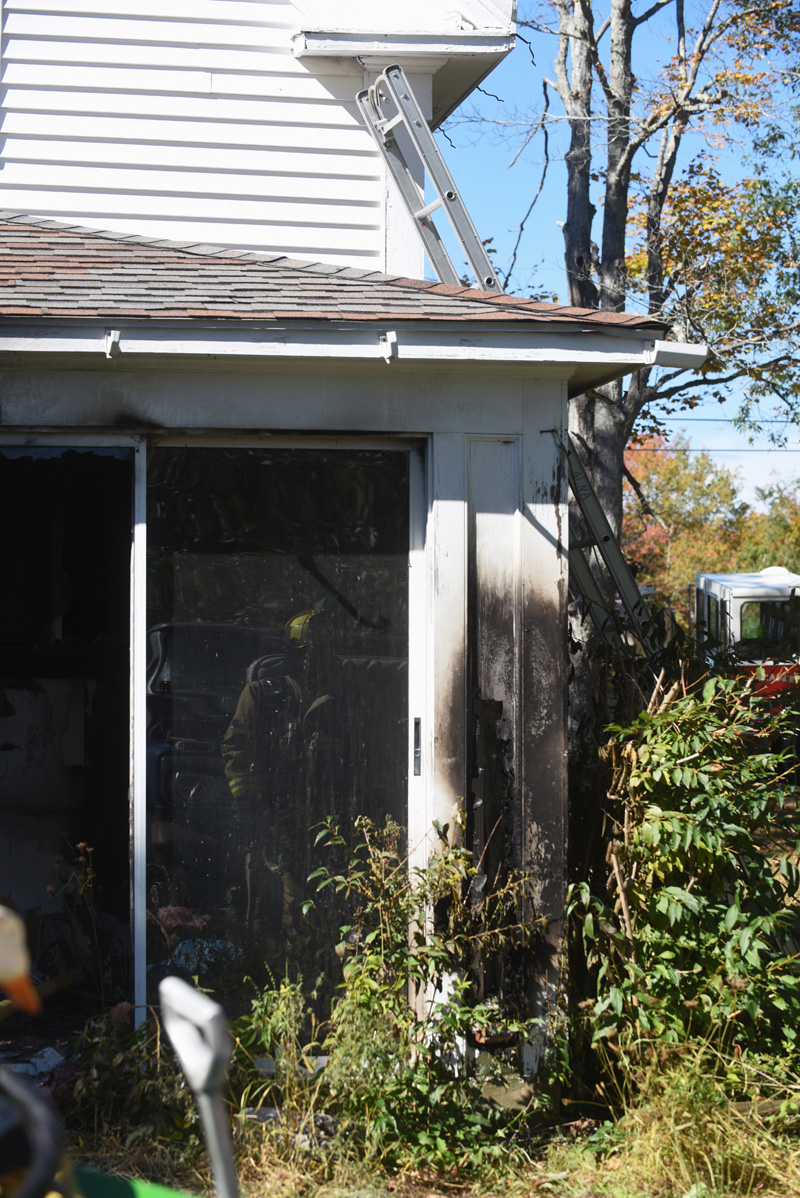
[570,670,800,1079]
[305,815,545,1174]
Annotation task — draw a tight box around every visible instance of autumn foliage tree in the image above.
[622,435,800,626]
[622,434,747,623]
[738,482,800,573]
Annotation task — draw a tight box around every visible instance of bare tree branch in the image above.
[632,0,674,29]
[483,0,800,537]
[503,82,552,287]
[624,464,668,529]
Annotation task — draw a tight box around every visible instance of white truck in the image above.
[695,566,800,696]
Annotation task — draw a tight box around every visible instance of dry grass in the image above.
[66,1098,800,1198]
[62,1032,800,1198]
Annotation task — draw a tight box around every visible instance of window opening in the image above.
[0,447,132,1050]
[694,587,705,644]
[708,595,719,646]
[738,599,800,661]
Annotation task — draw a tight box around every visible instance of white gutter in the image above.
[645,339,708,369]
[292,31,515,57]
[0,323,704,370]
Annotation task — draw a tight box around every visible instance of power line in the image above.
[657,417,790,423]
[627,446,800,452]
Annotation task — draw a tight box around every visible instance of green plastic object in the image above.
[76,1166,202,1198]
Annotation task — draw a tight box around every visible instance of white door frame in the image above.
[132,434,430,1016]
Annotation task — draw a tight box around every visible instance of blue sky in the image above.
[424,21,800,511]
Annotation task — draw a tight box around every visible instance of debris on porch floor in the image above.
[0,988,103,1077]
[0,903,132,1079]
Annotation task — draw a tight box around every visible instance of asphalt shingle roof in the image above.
[0,213,667,333]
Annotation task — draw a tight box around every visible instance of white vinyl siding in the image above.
[0,0,385,264]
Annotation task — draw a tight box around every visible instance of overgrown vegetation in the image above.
[301,817,542,1173]
[560,666,800,1195]
[571,671,800,1058]
[71,1011,198,1151]
[65,674,800,1196]
[69,818,544,1184]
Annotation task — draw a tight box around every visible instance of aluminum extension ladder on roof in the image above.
[561,434,662,663]
[356,64,501,292]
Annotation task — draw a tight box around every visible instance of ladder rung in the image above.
[378,113,404,137]
[414,198,443,221]
[561,433,661,662]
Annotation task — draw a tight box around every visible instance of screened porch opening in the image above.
[0,447,132,1053]
[145,446,410,1010]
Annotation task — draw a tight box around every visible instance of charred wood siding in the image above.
[0,0,383,263]
[468,437,521,878]
[520,394,569,1037]
[465,422,568,1027]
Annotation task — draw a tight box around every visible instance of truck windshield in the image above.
[738,599,799,659]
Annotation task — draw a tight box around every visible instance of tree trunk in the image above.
[555,0,598,310]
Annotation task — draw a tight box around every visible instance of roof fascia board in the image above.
[292,30,514,121]
[291,0,514,34]
[293,32,514,56]
[0,322,665,368]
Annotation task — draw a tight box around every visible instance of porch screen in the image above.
[145,447,409,1004]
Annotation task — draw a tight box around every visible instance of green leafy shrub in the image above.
[303,816,545,1174]
[570,672,800,1066]
[71,1008,198,1149]
[228,971,326,1149]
